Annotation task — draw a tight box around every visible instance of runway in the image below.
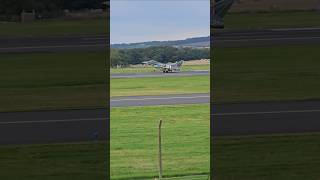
[213,28,320,47]
[1,28,319,53]
[212,100,320,136]
[111,93,210,107]
[0,35,108,53]
[0,109,108,144]
[111,70,209,79]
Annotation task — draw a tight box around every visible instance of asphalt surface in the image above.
[111,93,210,107]
[111,70,209,79]
[212,100,320,136]
[213,28,320,47]
[0,35,108,53]
[0,109,108,144]
[1,28,319,53]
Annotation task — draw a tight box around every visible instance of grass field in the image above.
[111,76,209,97]
[111,65,209,74]
[0,18,108,37]
[1,132,319,179]
[0,52,107,112]
[111,104,210,179]
[223,11,320,30]
[212,133,320,180]
[212,45,320,103]
[0,141,108,180]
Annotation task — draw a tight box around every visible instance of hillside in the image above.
[111,36,210,49]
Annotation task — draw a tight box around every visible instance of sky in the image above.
[111,0,210,44]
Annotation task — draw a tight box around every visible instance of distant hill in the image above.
[111,36,210,49]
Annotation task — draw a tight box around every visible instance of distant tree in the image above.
[34,0,64,18]
[0,0,104,21]
[110,46,210,66]
[0,0,24,21]
[111,49,129,67]
[63,0,104,10]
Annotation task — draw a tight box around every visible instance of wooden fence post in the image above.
[158,119,163,179]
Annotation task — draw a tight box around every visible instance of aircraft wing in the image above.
[143,60,164,68]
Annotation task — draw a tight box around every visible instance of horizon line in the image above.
[111,35,210,45]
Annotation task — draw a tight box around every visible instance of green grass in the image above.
[212,133,320,180]
[0,141,108,180]
[1,131,320,180]
[111,65,209,74]
[0,52,107,112]
[222,11,320,30]
[0,18,108,37]
[111,104,210,179]
[212,45,320,103]
[111,76,209,97]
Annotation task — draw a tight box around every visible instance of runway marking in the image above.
[0,117,107,125]
[213,109,320,116]
[82,37,108,41]
[217,36,320,42]
[111,95,210,102]
[0,44,106,50]
[270,27,320,31]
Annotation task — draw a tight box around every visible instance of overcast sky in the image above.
[111,0,210,44]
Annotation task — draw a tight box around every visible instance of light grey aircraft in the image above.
[142,60,184,73]
[212,0,234,28]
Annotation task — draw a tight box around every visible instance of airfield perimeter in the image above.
[1,27,320,144]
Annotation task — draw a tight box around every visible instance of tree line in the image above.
[111,46,210,67]
[0,0,105,21]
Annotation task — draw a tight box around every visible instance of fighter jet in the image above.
[212,0,234,28]
[142,60,183,73]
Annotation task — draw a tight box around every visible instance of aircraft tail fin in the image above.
[177,60,183,67]
[212,0,234,28]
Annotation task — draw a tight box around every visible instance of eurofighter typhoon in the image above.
[142,60,184,73]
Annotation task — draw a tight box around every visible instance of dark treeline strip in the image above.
[0,0,106,21]
[111,46,210,67]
